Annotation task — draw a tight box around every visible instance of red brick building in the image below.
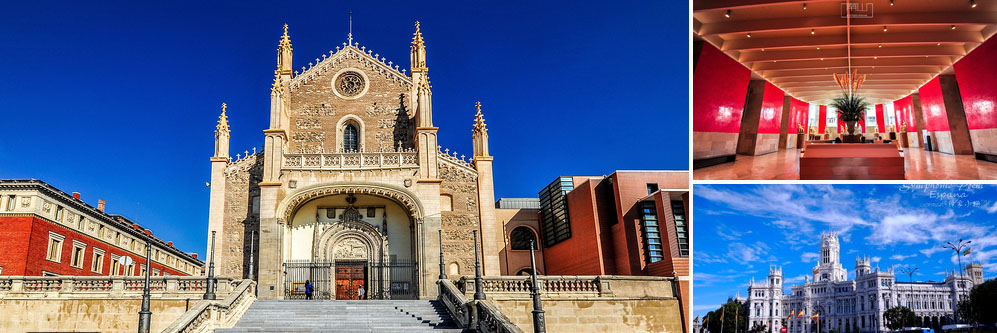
[536,171,690,330]
[0,179,202,277]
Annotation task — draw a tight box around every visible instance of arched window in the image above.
[516,268,534,276]
[343,123,358,152]
[509,226,537,250]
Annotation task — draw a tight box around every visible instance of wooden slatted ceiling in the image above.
[694,0,997,105]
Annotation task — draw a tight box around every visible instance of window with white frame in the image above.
[55,206,64,222]
[46,232,66,262]
[152,268,160,276]
[110,254,121,275]
[91,248,106,274]
[70,240,86,268]
[4,195,14,211]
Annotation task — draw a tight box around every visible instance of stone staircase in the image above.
[214,300,466,332]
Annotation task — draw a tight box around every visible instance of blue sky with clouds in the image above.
[693,184,997,319]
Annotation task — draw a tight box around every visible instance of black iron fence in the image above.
[282,260,417,300]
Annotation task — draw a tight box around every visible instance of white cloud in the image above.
[890,254,917,261]
[801,252,819,263]
[983,201,997,213]
[784,274,808,284]
[920,247,947,257]
[871,256,882,263]
[694,304,720,311]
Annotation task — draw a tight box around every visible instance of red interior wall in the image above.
[818,105,827,134]
[893,95,917,132]
[693,43,751,133]
[758,82,785,134]
[918,77,951,132]
[953,35,997,130]
[875,104,886,133]
[789,98,808,132]
[859,111,866,133]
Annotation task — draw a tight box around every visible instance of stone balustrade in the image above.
[282,152,418,171]
[457,275,676,300]
[163,279,257,333]
[0,275,235,300]
[437,279,523,333]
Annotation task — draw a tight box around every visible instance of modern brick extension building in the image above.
[0,179,202,277]
[496,170,690,331]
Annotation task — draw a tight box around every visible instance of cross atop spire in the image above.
[348,11,354,46]
[277,24,294,75]
[280,24,292,48]
[216,103,230,135]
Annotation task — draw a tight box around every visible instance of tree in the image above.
[704,298,749,333]
[748,323,767,333]
[883,306,918,330]
[963,278,997,325]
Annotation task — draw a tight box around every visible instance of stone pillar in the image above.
[909,94,924,148]
[736,80,779,155]
[939,75,975,155]
[778,96,793,149]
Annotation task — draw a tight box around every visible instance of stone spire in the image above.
[472,101,490,157]
[277,24,294,76]
[214,103,230,158]
[410,21,427,74]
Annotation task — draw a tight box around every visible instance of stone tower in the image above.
[855,256,871,277]
[814,232,847,282]
[966,263,984,285]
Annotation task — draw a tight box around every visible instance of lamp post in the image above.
[247,230,256,281]
[438,230,447,280]
[204,231,217,300]
[138,240,152,333]
[898,267,918,309]
[943,239,971,322]
[472,230,485,300]
[528,240,546,333]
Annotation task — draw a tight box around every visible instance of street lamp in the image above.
[138,240,152,333]
[898,267,918,310]
[247,230,255,281]
[204,231,217,300]
[528,240,546,333]
[439,230,447,280]
[943,239,971,322]
[472,230,485,300]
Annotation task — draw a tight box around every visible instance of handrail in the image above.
[437,279,523,333]
[162,279,257,333]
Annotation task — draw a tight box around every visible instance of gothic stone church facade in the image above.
[205,23,501,300]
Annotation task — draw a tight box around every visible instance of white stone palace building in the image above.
[204,23,502,301]
[747,232,984,333]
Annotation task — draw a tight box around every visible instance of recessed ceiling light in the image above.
[874,56,878,59]
[971,0,977,8]
[811,29,815,35]
[803,3,807,10]
[952,25,957,30]
[937,43,941,46]
[883,26,888,32]
[726,10,731,18]
[878,44,883,48]
[747,32,752,38]
[762,48,766,51]
[890,0,894,5]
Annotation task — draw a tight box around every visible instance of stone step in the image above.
[216,300,464,333]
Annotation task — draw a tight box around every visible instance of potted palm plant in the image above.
[830,94,870,135]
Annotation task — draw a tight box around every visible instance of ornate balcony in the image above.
[282,152,419,171]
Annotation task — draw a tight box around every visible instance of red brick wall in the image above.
[542,180,606,275]
[0,215,191,276]
[0,216,34,275]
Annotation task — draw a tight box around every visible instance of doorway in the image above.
[335,261,367,300]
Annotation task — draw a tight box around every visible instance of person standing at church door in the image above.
[358,285,365,300]
[305,280,313,300]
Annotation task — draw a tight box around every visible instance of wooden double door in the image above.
[334,261,367,300]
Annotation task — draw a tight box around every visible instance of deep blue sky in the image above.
[693,184,997,319]
[0,1,685,256]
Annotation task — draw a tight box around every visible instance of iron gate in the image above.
[283,260,417,300]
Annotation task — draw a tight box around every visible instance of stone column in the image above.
[938,75,975,155]
[737,80,776,155]
[909,93,924,148]
[778,96,793,149]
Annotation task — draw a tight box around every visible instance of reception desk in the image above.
[799,143,905,180]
